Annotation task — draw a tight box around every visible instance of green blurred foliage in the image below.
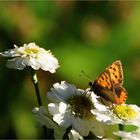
[0,1,140,138]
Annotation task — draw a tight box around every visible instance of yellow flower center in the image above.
[17,47,40,58]
[113,105,138,121]
[67,94,93,120]
[24,48,39,55]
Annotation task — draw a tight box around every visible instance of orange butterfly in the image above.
[89,60,127,104]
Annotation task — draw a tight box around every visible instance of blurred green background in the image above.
[0,1,140,138]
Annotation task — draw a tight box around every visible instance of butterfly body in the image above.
[89,60,127,105]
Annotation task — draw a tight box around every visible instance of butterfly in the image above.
[89,60,127,105]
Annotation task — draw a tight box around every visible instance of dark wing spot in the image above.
[101,76,104,80]
[108,82,110,86]
[113,68,116,71]
[104,74,108,79]
[115,75,117,78]
[105,79,108,82]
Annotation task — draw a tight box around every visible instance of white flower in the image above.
[92,101,140,127]
[32,106,66,139]
[0,42,59,72]
[114,128,140,140]
[33,106,83,140]
[47,81,105,138]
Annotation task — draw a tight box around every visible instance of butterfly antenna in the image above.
[81,70,92,81]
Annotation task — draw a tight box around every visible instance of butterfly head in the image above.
[89,81,95,91]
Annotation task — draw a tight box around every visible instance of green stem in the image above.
[118,124,124,140]
[29,67,47,138]
[119,124,124,131]
[29,67,42,106]
[63,126,72,140]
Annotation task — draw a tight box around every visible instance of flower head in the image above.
[47,81,105,138]
[114,128,140,140]
[92,102,140,127]
[0,42,59,72]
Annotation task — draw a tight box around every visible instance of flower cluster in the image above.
[1,43,140,139]
[35,81,140,139]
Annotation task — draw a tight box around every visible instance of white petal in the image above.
[92,110,113,124]
[69,129,83,140]
[53,113,65,126]
[47,91,63,103]
[61,114,73,128]
[53,81,77,97]
[89,91,99,103]
[48,103,60,115]
[126,118,140,128]
[114,129,140,140]
[38,53,59,73]
[32,106,66,139]
[59,102,67,113]
[47,81,78,102]
[73,118,90,136]
[53,113,73,128]
[129,105,140,112]
[90,119,105,138]
[94,102,108,111]
[6,58,25,70]
[29,58,40,70]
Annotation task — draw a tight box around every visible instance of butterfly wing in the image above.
[94,70,114,91]
[114,86,127,104]
[107,60,123,86]
[107,60,127,104]
[90,70,117,103]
